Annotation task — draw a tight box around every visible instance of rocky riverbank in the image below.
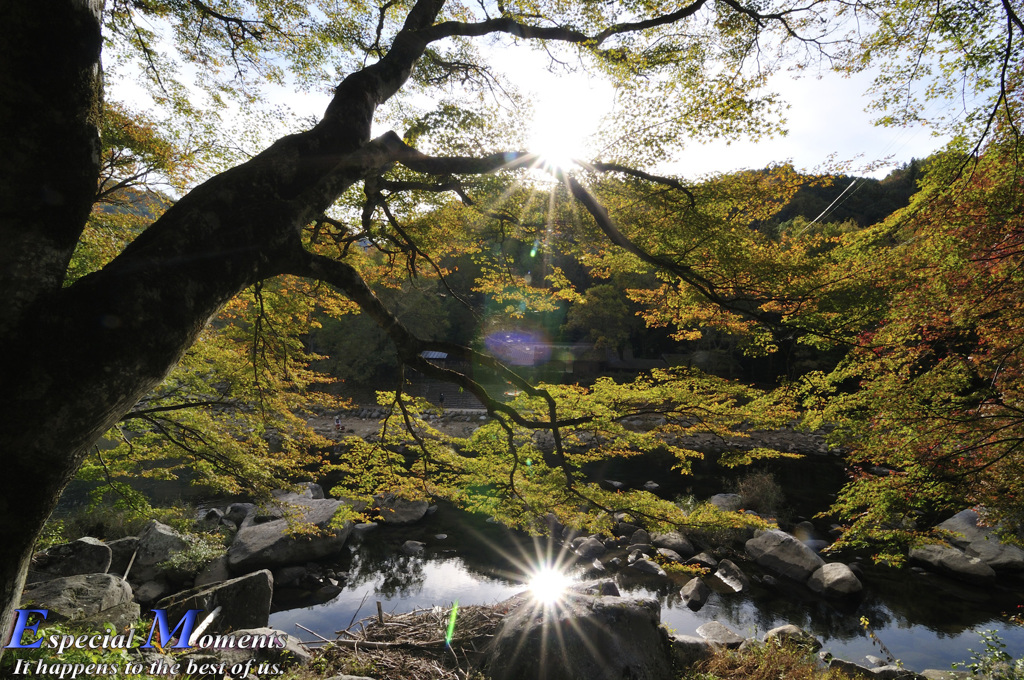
[18,474,1024,680]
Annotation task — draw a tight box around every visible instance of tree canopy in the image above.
[1,0,1023,655]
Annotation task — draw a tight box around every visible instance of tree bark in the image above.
[0,0,445,655]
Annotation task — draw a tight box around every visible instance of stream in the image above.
[269,503,1024,672]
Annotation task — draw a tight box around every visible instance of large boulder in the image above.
[652,532,695,558]
[133,521,190,582]
[908,544,996,585]
[21,573,139,629]
[154,570,274,635]
[763,624,822,651]
[711,559,750,593]
[695,621,745,648]
[28,537,112,583]
[671,634,713,667]
[575,537,607,560]
[807,562,863,597]
[227,497,362,571]
[106,537,139,577]
[745,530,825,582]
[629,558,667,577]
[709,494,743,512]
[194,556,232,587]
[371,493,430,526]
[680,578,711,611]
[486,594,673,680]
[937,509,1024,572]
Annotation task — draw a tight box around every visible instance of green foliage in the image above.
[323,371,793,536]
[733,471,786,517]
[0,621,152,679]
[46,503,196,544]
[564,283,643,354]
[58,0,1024,558]
[158,531,228,580]
[956,630,1024,680]
[804,93,1024,555]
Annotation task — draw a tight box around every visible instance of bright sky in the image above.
[500,48,947,180]
[109,24,950,183]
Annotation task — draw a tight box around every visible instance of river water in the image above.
[269,503,1024,672]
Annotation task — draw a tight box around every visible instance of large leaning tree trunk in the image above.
[0,0,447,653]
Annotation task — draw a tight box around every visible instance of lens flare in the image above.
[528,566,572,604]
[445,600,459,646]
[483,328,551,366]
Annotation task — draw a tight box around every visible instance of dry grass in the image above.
[293,600,518,680]
[686,640,853,680]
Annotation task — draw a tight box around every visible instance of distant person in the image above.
[334,415,341,431]
[439,393,445,407]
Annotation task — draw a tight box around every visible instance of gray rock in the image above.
[297,482,325,499]
[829,659,877,679]
[745,529,825,582]
[194,555,231,587]
[134,520,190,582]
[106,536,139,578]
[908,544,996,585]
[21,573,139,628]
[872,666,925,679]
[630,529,652,545]
[643,481,661,492]
[352,522,379,536]
[686,552,719,571]
[695,621,745,648]
[315,583,342,600]
[225,503,256,526]
[652,532,695,558]
[134,579,172,605]
[29,537,112,583]
[709,493,743,512]
[570,580,620,597]
[575,537,607,560]
[272,565,309,588]
[808,562,863,597]
[155,570,274,635]
[680,578,711,611]
[227,497,361,571]
[400,540,425,556]
[938,508,1024,572]
[921,671,972,680]
[656,548,684,563]
[712,559,750,593]
[486,594,673,680]
[671,634,713,666]
[630,558,667,577]
[763,624,821,651]
[372,492,430,525]
[616,522,642,537]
